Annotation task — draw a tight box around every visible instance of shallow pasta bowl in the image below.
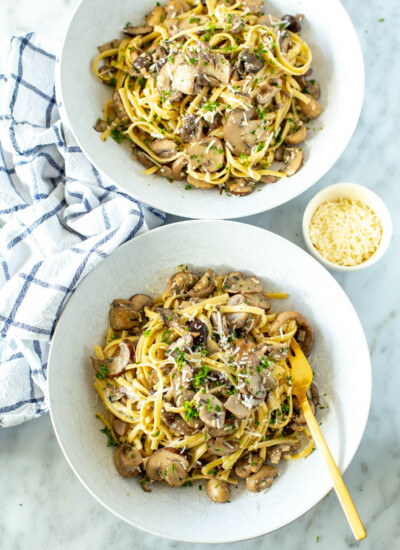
[57,0,364,219]
[48,220,371,542]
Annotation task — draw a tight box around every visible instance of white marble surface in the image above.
[1,1,399,549]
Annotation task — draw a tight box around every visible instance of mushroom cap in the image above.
[109,300,139,331]
[225,294,249,330]
[269,310,314,356]
[234,454,263,478]
[150,139,178,159]
[226,179,255,196]
[167,269,199,295]
[113,418,128,437]
[283,148,303,176]
[195,392,225,428]
[207,418,239,437]
[299,95,321,119]
[161,409,195,436]
[282,14,302,32]
[171,156,189,180]
[284,124,307,146]
[114,443,143,478]
[123,25,153,36]
[227,275,263,294]
[186,137,225,173]
[130,294,153,312]
[224,109,269,155]
[145,447,189,486]
[207,437,239,456]
[206,478,231,503]
[246,464,278,492]
[243,292,270,310]
[91,339,135,377]
[188,318,208,348]
[188,268,216,298]
[197,53,231,85]
[225,394,251,419]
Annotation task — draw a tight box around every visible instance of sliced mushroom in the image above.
[91,339,135,377]
[188,319,208,348]
[109,299,139,331]
[179,114,205,143]
[145,447,189,486]
[269,311,314,356]
[260,175,277,184]
[131,53,152,73]
[112,91,129,123]
[171,156,189,180]
[225,179,255,196]
[225,294,249,330]
[188,269,216,298]
[146,5,166,26]
[98,65,118,80]
[225,394,251,418]
[114,443,143,477]
[186,137,225,173]
[256,78,282,105]
[207,418,239,437]
[123,25,153,36]
[170,361,193,396]
[296,69,320,99]
[161,409,194,435]
[165,0,190,16]
[207,437,239,456]
[155,307,191,338]
[210,311,229,338]
[150,139,178,159]
[227,14,246,34]
[206,479,230,503]
[186,175,214,189]
[298,96,321,119]
[223,108,270,155]
[235,454,263,478]
[197,52,231,86]
[228,276,263,294]
[167,334,193,353]
[241,0,263,15]
[98,39,121,53]
[282,14,302,33]
[94,119,108,133]
[243,292,270,310]
[284,124,307,145]
[266,440,300,464]
[167,269,199,295]
[196,392,225,428]
[283,147,303,176]
[236,48,264,77]
[130,294,153,312]
[113,418,128,437]
[157,61,183,102]
[246,464,278,492]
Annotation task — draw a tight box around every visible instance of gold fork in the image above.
[288,338,366,541]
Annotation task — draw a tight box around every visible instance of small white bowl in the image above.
[302,183,393,272]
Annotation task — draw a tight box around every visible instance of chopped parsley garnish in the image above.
[184,400,199,421]
[100,426,118,447]
[193,365,209,388]
[110,129,125,144]
[95,363,109,380]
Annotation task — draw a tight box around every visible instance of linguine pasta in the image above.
[92,0,322,196]
[91,267,319,501]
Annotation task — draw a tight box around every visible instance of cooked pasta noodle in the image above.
[91,266,319,501]
[92,0,322,196]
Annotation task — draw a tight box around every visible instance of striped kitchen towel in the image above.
[0,33,165,427]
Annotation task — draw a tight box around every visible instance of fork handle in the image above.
[298,394,366,541]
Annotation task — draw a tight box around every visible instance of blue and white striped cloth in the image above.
[0,34,165,427]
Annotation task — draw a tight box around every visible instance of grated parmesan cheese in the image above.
[309,198,383,266]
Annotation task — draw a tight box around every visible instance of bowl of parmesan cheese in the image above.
[302,183,392,271]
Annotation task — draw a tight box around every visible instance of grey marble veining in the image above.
[0,0,399,549]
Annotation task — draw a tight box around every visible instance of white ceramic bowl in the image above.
[48,220,371,543]
[57,0,364,219]
[302,183,393,272]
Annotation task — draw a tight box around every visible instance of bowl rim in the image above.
[48,219,372,542]
[56,0,365,219]
[302,182,393,272]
